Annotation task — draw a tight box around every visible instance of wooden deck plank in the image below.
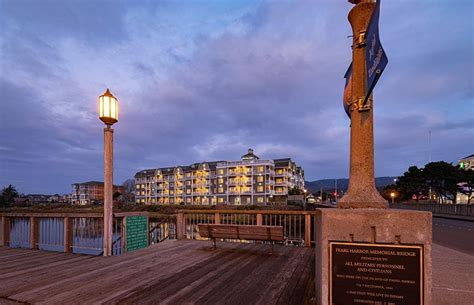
[0,241,315,305]
[160,244,266,305]
[101,242,253,304]
[254,247,311,305]
[276,248,313,305]
[48,241,224,304]
[0,254,93,280]
[9,241,194,302]
[218,246,303,305]
[0,252,82,274]
[154,244,264,304]
[112,243,258,304]
[2,244,177,296]
[0,249,61,265]
[98,242,244,304]
[196,245,293,305]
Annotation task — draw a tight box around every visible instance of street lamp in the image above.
[99,88,118,256]
[390,192,395,204]
[303,189,307,210]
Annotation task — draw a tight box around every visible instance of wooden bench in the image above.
[197,224,284,254]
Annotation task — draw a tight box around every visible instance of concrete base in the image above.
[315,208,432,305]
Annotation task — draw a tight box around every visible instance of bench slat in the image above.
[197,224,284,242]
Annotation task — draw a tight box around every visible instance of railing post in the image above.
[1,216,9,247]
[122,216,127,254]
[256,213,262,226]
[305,214,311,247]
[176,212,184,240]
[30,217,39,250]
[63,217,73,253]
[214,213,221,225]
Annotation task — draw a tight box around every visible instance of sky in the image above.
[0,0,473,195]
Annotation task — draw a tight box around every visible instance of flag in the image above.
[364,0,388,104]
[343,63,352,118]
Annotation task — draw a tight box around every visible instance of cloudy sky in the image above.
[0,0,472,194]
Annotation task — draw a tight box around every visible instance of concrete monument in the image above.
[314,1,432,304]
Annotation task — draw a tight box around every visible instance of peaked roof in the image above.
[241,148,259,160]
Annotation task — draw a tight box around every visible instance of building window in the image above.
[218,197,224,203]
[186,198,191,203]
[257,197,263,203]
[186,189,191,194]
[257,176,263,182]
[217,169,224,175]
[258,166,263,172]
[257,186,263,192]
[218,187,224,193]
[186,173,191,178]
[218,178,224,184]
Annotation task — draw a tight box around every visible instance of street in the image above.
[433,217,474,255]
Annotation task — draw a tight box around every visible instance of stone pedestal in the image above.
[315,208,432,305]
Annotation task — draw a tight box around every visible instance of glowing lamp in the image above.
[99,88,119,125]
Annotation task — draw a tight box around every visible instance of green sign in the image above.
[126,216,148,252]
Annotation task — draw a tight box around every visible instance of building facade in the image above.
[71,181,124,205]
[457,154,474,204]
[459,154,474,170]
[134,149,305,205]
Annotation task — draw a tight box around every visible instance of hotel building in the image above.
[134,149,305,205]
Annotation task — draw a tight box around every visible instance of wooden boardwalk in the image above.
[0,240,314,304]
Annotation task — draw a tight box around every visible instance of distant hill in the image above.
[305,176,397,193]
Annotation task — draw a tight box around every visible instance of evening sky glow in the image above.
[0,0,473,194]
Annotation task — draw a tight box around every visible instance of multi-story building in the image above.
[459,154,474,170]
[134,149,305,205]
[71,181,125,205]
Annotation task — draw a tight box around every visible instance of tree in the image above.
[122,179,135,194]
[423,162,460,204]
[395,162,468,204]
[0,185,19,208]
[381,184,399,201]
[288,187,303,195]
[396,166,426,201]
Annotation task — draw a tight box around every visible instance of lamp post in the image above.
[98,88,119,256]
[303,189,307,210]
[390,192,395,204]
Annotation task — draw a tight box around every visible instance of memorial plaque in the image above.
[126,216,148,252]
[329,242,423,305]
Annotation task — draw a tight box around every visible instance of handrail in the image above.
[177,210,315,215]
[0,212,104,218]
[149,217,174,244]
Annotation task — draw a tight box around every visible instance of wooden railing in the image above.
[390,203,474,217]
[176,210,315,247]
[1,210,316,254]
[1,212,130,255]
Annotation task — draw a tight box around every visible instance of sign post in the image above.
[338,0,387,209]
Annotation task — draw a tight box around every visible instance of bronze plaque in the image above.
[329,242,423,305]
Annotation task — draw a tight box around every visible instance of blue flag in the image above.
[364,0,388,103]
[343,63,352,118]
